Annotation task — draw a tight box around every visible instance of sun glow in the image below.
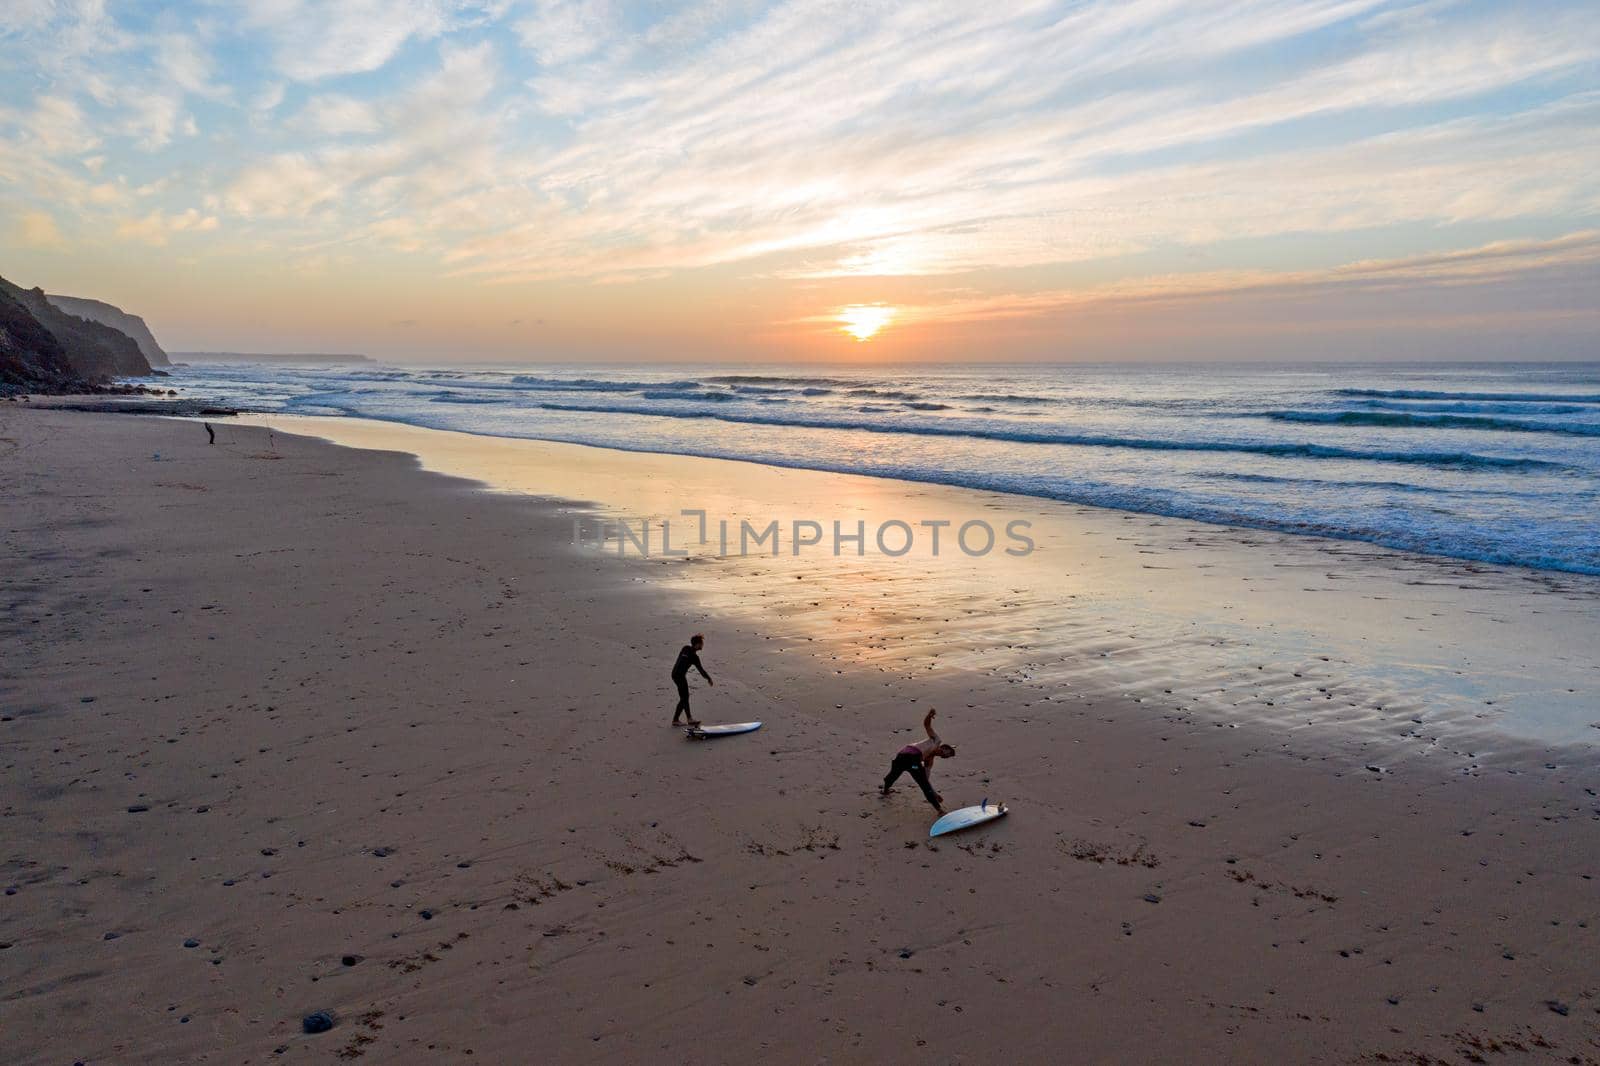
[838,304,895,342]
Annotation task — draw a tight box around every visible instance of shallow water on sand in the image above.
[181,361,1600,574]
[239,415,1600,759]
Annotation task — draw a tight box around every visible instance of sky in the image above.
[1,0,1598,363]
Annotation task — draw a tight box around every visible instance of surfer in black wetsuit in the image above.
[670,633,713,727]
[881,708,954,814]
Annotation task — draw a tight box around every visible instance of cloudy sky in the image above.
[2,0,1598,361]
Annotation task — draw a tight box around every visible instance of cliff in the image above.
[0,276,152,381]
[46,294,170,366]
[0,286,88,394]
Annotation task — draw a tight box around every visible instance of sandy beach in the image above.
[2,407,1597,1065]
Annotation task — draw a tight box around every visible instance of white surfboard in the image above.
[929,800,1008,838]
[685,721,763,739]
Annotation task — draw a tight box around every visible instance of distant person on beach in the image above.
[204,422,215,444]
[881,708,954,813]
[670,633,713,727]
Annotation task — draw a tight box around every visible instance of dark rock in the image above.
[341,955,360,967]
[420,909,433,920]
[372,847,394,858]
[1548,1001,1570,1016]
[103,931,120,941]
[1143,893,1161,904]
[126,805,149,813]
[898,949,913,959]
[44,293,170,366]
[183,938,200,948]
[302,1010,336,1034]
[1,276,152,386]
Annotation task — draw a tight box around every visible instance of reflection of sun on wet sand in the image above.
[2,407,1597,1065]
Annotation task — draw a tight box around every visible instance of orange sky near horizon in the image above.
[2,2,1598,362]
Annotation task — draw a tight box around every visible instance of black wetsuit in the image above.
[883,748,941,809]
[671,644,711,721]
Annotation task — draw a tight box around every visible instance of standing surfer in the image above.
[670,633,713,727]
[880,708,955,813]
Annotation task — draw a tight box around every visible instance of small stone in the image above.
[373,847,394,858]
[126,805,150,813]
[1187,820,1206,828]
[1143,893,1161,904]
[302,1010,336,1034]
[261,848,276,857]
[341,955,360,967]
[898,949,913,959]
[103,931,120,941]
[183,938,200,948]
[420,909,434,920]
[1386,996,1400,1006]
[1471,1003,1485,1013]
[456,861,471,869]
[1548,1001,1570,1016]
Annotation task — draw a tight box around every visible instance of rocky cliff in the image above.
[46,294,170,366]
[0,276,153,381]
[0,286,88,393]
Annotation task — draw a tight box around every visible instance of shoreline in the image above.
[2,407,1597,1064]
[240,412,1600,758]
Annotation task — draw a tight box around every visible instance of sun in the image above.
[838,304,894,342]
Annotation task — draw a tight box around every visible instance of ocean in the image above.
[168,360,1600,575]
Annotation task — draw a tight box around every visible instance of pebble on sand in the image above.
[302,1010,336,1034]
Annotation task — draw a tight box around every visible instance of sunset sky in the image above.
[2,0,1598,361]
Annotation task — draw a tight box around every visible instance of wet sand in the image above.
[2,407,1597,1065]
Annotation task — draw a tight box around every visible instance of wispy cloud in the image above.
[16,210,67,249]
[240,0,505,82]
[872,231,1600,330]
[0,1,1597,357]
